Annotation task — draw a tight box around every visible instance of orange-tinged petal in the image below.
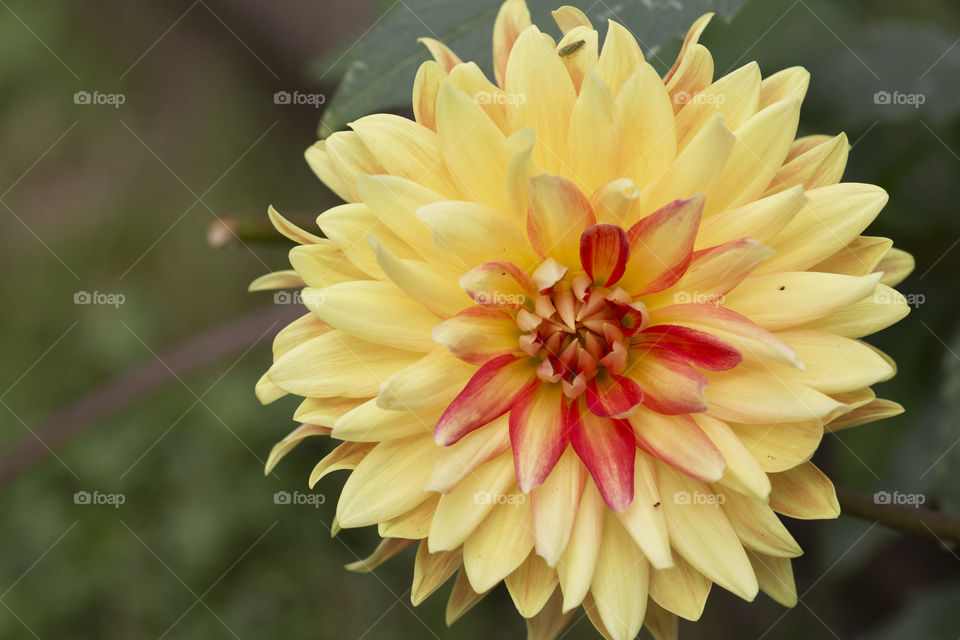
[627,407,724,483]
[527,174,596,265]
[435,354,538,446]
[459,260,535,309]
[493,0,532,88]
[425,414,510,493]
[620,195,703,295]
[649,553,711,621]
[505,552,559,618]
[580,223,629,286]
[434,306,521,365]
[634,324,742,371]
[624,346,707,415]
[769,462,840,519]
[511,382,570,492]
[418,36,461,72]
[411,543,461,605]
[569,400,635,512]
[586,370,643,418]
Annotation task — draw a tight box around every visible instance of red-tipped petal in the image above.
[433,307,522,365]
[637,324,742,371]
[580,223,630,286]
[527,174,596,266]
[435,355,538,446]
[624,346,707,415]
[460,261,535,310]
[510,382,569,492]
[585,370,643,418]
[627,407,725,483]
[621,195,703,295]
[568,400,636,512]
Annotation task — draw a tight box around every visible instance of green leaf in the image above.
[317,0,751,136]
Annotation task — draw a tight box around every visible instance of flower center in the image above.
[517,272,649,399]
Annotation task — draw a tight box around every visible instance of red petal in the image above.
[510,383,569,492]
[624,346,707,414]
[585,370,643,418]
[621,195,703,295]
[580,224,630,286]
[636,324,742,371]
[627,407,725,482]
[435,355,537,446]
[568,399,636,512]
[527,174,596,266]
[460,261,535,310]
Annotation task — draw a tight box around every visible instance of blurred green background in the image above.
[1,0,959,638]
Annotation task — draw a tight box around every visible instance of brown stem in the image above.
[837,486,960,546]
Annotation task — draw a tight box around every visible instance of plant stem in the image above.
[837,486,960,546]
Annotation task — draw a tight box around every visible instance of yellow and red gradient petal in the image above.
[634,324,742,371]
[568,400,636,512]
[585,370,643,418]
[510,382,570,492]
[435,354,538,446]
[621,195,703,295]
[492,0,531,88]
[624,346,708,415]
[433,307,522,365]
[628,408,725,483]
[527,174,596,265]
[580,223,630,287]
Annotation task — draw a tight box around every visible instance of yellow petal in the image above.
[418,37,461,72]
[428,449,515,551]
[617,63,678,194]
[463,485,535,592]
[812,235,892,277]
[332,399,435,442]
[695,185,806,250]
[799,283,910,338]
[665,44,714,113]
[754,183,888,274]
[589,511,648,640]
[704,366,845,424]
[694,414,771,501]
[768,462,840,519]
[379,493,440,539]
[425,414,511,493]
[557,26,599,93]
[435,80,510,212]
[595,20,643,97]
[648,553,711,621]
[308,441,375,488]
[448,62,509,132]
[493,0,532,87]
[271,313,329,360]
[264,424,331,475]
[722,271,884,331]
[825,397,904,432]
[674,62,761,148]
[305,141,352,202]
[369,235,470,318]
[289,243,368,288]
[324,131,381,202]
[704,99,801,215]
[345,538,414,572]
[336,435,438,527]
[505,127,542,227]
[591,178,639,226]
[728,421,823,473]
[378,347,476,411]
[557,480,604,612]
[411,543,461,605]
[302,281,438,352]
[248,269,304,292]
[719,489,802,558]
[267,205,324,244]
[525,588,574,640]
[617,451,673,570]
[317,203,417,279]
[759,66,810,108]
[531,447,586,566]
[552,5,592,33]
[445,570,489,625]
[876,247,915,287]
[268,330,420,397]
[643,601,680,640]
[412,60,445,131]
[569,69,620,194]
[764,132,848,195]
[294,395,367,425]
[747,550,797,607]
[505,552,559,618]
[658,464,758,601]
[505,26,577,173]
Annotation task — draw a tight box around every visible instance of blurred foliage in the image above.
[1,0,959,639]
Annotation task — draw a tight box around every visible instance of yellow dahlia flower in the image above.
[253,2,914,638]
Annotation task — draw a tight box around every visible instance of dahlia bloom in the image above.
[253,2,913,638]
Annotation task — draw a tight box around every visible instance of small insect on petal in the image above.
[558,39,586,57]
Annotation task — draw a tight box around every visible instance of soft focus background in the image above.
[2,0,959,638]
